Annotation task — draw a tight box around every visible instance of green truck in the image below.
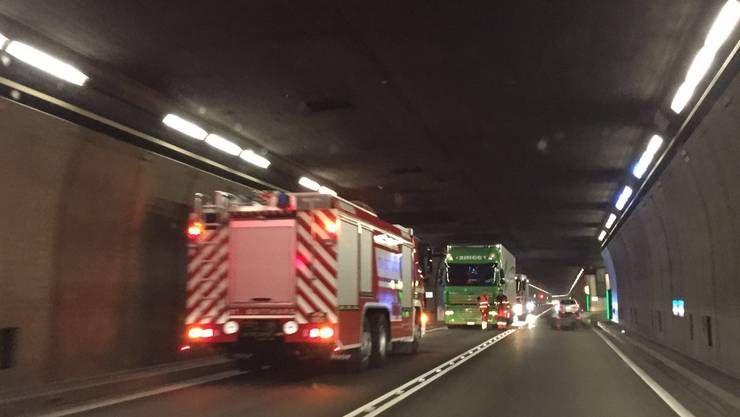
[443,244,516,327]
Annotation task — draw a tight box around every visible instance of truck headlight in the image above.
[513,303,523,316]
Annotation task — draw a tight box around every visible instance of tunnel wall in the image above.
[606,71,740,378]
[0,98,257,390]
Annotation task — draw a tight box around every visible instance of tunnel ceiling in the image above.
[0,0,725,292]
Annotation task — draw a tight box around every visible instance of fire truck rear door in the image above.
[228,219,297,305]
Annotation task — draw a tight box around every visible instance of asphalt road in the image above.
[55,315,679,417]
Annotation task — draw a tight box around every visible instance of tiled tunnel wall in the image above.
[0,97,255,390]
[606,71,740,379]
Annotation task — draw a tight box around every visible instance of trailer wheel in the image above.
[370,313,389,368]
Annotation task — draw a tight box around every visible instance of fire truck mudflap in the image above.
[182,191,425,371]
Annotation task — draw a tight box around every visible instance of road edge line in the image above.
[592,327,696,417]
[33,370,246,417]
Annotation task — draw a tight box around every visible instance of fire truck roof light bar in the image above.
[5,40,88,86]
[162,114,208,140]
[671,0,740,113]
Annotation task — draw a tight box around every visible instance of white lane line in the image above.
[593,328,696,417]
[424,326,447,334]
[341,329,517,417]
[598,322,740,411]
[34,370,246,417]
[342,307,553,417]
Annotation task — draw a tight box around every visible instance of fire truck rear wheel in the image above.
[370,313,389,367]
[410,322,421,354]
[346,317,372,372]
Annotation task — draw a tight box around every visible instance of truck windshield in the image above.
[446,264,496,286]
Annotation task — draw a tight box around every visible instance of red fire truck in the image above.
[183,191,426,370]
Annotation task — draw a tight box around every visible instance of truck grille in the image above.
[447,293,478,304]
[455,308,483,321]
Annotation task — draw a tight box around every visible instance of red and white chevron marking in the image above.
[295,209,338,324]
[186,227,229,325]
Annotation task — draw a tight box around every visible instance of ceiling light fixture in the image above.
[671,0,740,113]
[318,186,337,196]
[528,283,551,295]
[239,149,270,169]
[298,177,321,191]
[162,114,207,140]
[205,134,242,156]
[5,41,88,86]
[614,186,633,211]
[605,213,617,229]
[553,268,585,297]
[597,230,607,242]
[632,135,664,179]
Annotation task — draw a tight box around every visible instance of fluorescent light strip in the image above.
[528,283,551,295]
[239,149,270,169]
[605,213,617,229]
[632,134,664,179]
[298,176,321,191]
[671,0,740,113]
[0,33,8,49]
[615,185,633,211]
[598,230,607,242]
[318,185,337,196]
[706,0,740,51]
[162,114,207,140]
[553,268,585,297]
[205,134,242,156]
[5,41,88,86]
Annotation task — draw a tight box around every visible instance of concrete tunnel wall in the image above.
[606,70,740,379]
[0,97,257,390]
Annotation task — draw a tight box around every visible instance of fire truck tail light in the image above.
[187,326,214,339]
[324,221,338,234]
[187,222,204,240]
[319,326,334,339]
[308,328,320,338]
